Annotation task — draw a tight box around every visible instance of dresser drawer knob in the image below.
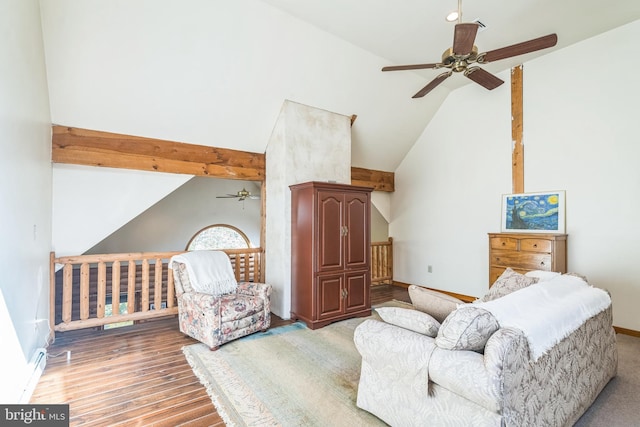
[533,244,538,248]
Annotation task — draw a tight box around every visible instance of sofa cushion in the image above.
[376,307,440,337]
[479,268,538,302]
[524,270,561,282]
[409,285,463,323]
[436,306,499,351]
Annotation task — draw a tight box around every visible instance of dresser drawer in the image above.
[519,238,552,253]
[490,237,518,250]
[490,251,553,270]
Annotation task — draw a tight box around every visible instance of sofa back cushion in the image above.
[409,285,463,323]
[478,268,538,302]
[435,306,499,351]
[376,307,441,337]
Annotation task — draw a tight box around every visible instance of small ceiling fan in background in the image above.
[382,0,558,98]
[216,187,260,202]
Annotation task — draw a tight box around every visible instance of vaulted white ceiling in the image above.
[41,1,640,174]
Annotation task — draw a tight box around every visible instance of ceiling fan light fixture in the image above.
[445,11,459,22]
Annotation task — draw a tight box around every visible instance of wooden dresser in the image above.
[488,233,567,286]
[290,181,372,329]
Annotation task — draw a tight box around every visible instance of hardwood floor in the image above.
[31,284,409,426]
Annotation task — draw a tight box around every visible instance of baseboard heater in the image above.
[20,347,47,403]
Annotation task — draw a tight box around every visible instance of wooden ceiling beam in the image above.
[351,166,394,192]
[511,65,524,193]
[52,126,266,181]
[52,126,394,191]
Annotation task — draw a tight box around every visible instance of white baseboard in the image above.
[19,348,47,403]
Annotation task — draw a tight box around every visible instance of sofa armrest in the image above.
[355,318,436,370]
[354,319,437,425]
[426,327,526,414]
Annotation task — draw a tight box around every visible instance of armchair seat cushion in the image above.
[219,293,265,322]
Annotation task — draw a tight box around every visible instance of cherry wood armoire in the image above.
[290,181,373,329]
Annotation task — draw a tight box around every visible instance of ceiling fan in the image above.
[216,187,260,202]
[382,0,558,98]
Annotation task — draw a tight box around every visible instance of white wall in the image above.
[391,20,640,330]
[52,164,190,256]
[266,100,351,318]
[86,178,261,253]
[0,0,52,402]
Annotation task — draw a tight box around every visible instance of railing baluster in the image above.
[62,264,73,323]
[128,260,136,315]
[112,261,121,315]
[167,262,175,308]
[97,261,106,318]
[80,262,90,320]
[142,259,149,312]
[154,258,162,310]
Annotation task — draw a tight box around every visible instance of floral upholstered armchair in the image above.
[170,250,271,350]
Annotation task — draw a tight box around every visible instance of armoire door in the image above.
[316,190,345,272]
[344,192,370,270]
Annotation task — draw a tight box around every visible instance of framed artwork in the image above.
[501,191,566,233]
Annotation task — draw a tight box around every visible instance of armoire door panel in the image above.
[344,271,369,313]
[317,191,344,272]
[317,274,344,319]
[345,194,369,269]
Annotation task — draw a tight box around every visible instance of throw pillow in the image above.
[479,268,538,302]
[409,285,463,323]
[435,306,499,351]
[525,270,561,282]
[376,307,441,337]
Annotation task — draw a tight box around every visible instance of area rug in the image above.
[182,302,410,426]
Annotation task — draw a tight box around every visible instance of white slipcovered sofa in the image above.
[354,270,618,426]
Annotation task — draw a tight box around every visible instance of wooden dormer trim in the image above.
[51,126,395,191]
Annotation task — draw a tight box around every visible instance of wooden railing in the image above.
[50,248,264,332]
[371,237,393,285]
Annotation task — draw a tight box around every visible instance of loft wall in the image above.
[0,0,52,402]
[86,176,388,254]
[390,21,640,331]
[86,178,262,254]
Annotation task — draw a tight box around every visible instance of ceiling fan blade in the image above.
[412,71,452,98]
[464,67,504,90]
[216,196,238,198]
[452,23,479,56]
[481,34,558,63]
[382,63,441,72]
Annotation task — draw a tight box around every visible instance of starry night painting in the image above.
[501,191,565,233]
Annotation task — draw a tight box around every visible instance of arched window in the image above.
[186,224,251,250]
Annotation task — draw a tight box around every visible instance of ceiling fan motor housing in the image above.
[441,46,478,72]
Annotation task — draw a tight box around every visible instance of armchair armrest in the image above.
[237,282,272,300]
